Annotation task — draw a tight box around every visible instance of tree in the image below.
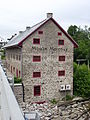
[67,25,90,62]
[73,63,90,97]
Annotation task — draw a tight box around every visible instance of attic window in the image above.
[33,56,41,62]
[59,56,65,61]
[33,72,41,78]
[58,70,65,76]
[38,31,43,34]
[58,32,62,36]
[58,40,64,45]
[33,38,40,44]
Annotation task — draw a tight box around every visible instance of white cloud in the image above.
[0,0,90,39]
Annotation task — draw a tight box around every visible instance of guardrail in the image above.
[0,65,24,120]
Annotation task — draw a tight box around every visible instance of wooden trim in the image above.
[34,85,41,96]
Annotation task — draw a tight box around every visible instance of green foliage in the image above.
[62,94,74,101]
[65,95,74,101]
[14,77,22,83]
[0,49,4,52]
[73,63,90,98]
[1,55,5,60]
[50,98,57,104]
[0,49,5,60]
[67,25,90,62]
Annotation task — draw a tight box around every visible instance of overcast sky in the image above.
[0,0,90,40]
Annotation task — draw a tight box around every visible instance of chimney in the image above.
[26,26,30,30]
[47,13,53,18]
[19,31,23,34]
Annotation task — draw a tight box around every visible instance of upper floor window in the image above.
[34,85,41,96]
[13,67,15,72]
[59,56,65,61]
[8,54,10,60]
[58,32,62,36]
[38,31,43,34]
[33,38,40,44]
[58,40,64,45]
[19,55,21,61]
[11,54,12,59]
[19,70,21,77]
[33,56,41,62]
[33,72,41,78]
[58,70,65,76]
[16,55,18,60]
[13,54,15,59]
[11,66,12,73]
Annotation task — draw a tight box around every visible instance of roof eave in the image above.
[3,44,21,49]
[51,18,78,48]
[18,18,52,46]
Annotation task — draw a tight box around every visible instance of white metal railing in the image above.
[0,65,24,120]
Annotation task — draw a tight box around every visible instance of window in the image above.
[11,54,12,59]
[58,40,64,45]
[34,85,41,96]
[59,56,65,61]
[19,70,21,77]
[13,54,15,59]
[8,54,10,60]
[16,55,18,60]
[58,32,62,36]
[33,56,41,62]
[19,55,21,61]
[58,70,65,76]
[16,69,18,77]
[33,38,40,44]
[13,67,15,72]
[33,72,41,78]
[38,31,43,34]
[11,66,12,73]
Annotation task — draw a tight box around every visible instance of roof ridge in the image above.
[3,17,78,48]
[31,19,47,28]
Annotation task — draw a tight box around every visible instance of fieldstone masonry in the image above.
[22,20,74,103]
[14,84,23,104]
[5,14,78,104]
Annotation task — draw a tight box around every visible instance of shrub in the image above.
[14,77,22,83]
[1,55,5,60]
[74,63,90,98]
[50,98,57,104]
[62,94,74,101]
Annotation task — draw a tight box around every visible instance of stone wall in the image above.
[14,84,23,105]
[22,19,74,103]
[5,47,21,77]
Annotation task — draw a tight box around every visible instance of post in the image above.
[88,60,89,70]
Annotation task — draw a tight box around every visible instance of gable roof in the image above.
[4,17,78,48]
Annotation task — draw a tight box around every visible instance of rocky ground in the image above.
[20,98,90,120]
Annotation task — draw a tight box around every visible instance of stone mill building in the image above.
[4,13,78,103]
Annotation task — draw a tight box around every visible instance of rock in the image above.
[73,97,82,101]
[45,117,51,120]
[70,113,78,119]
[46,112,52,117]
[72,103,78,108]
